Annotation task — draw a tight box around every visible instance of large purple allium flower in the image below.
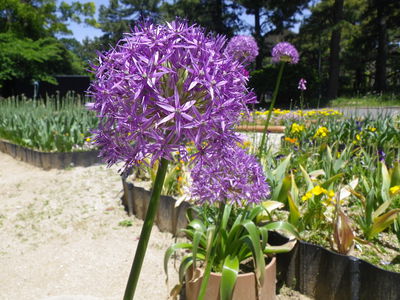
[271,42,299,64]
[87,20,256,171]
[224,35,259,64]
[190,144,270,205]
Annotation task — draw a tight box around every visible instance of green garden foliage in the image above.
[0,94,98,152]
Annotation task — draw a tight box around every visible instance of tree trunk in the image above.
[326,0,344,100]
[211,0,225,34]
[254,6,262,69]
[374,0,388,93]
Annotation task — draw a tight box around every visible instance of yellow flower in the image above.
[238,140,252,148]
[301,192,313,201]
[291,123,305,134]
[356,134,361,141]
[389,185,400,196]
[86,137,91,142]
[328,190,335,198]
[243,140,251,148]
[368,127,377,132]
[311,185,327,196]
[313,126,329,139]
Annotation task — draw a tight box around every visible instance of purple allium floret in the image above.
[298,78,307,91]
[271,42,299,64]
[190,144,270,205]
[87,20,256,171]
[224,35,259,64]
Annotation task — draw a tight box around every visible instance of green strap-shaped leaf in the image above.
[192,230,203,272]
[381,162,391,202]
[178,255,194,283]
[272,153,292,179]
[277,175,292,204]
[287,192,300,226]
[372,199,392,220]
[321,173,344,189]
[247,205,264,221]
[262,221,300,239]
[164,242,192,278]
[390,162,400,187]
[369,209,400,239]
[221,204,232,231]
[205,225,216,263]
[259,227,269,250]
[220,255,239,300]
[242,220,265,286]
[299,165,314,191]
[264,240,297,254]
[188,219,206,232]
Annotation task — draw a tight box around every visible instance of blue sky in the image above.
[60,0,107,42]
[61,0,302,43]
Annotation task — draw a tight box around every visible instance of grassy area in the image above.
[327,94,400,107]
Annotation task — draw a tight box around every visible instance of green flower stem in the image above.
[197,203,225,300]
[258,62,285,158]
[197,254,215,300]
[123,158,169,300]
[300,90,304,110]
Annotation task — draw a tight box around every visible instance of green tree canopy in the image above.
[0,0,96,91]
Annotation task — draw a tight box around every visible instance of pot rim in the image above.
[189,256,276,280]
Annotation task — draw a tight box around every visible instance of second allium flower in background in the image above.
[224,35,259,65]
[258,41,300,157]
[271,42,299,64]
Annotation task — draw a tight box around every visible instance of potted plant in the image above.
[164,145,298,300]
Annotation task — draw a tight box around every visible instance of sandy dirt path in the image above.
[0,152,179,300]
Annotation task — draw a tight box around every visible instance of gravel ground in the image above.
[0,152,179,300]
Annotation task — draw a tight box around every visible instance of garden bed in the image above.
[0,138,101,170]
[121,182,400,300]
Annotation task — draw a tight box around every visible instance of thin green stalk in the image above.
[123,158,169,300]
[197,203,225,300]
[197,254,215,300]
[300,90,304,111]
[258,62,285,158]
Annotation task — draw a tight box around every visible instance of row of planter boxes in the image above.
[0,127,284,170]
[121,178,400,300]
[0,139,101,170]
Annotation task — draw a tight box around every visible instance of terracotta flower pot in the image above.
[185,257,276,300]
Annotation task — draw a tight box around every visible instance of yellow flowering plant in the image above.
[313,126,329,139]
[350,162,400,241]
